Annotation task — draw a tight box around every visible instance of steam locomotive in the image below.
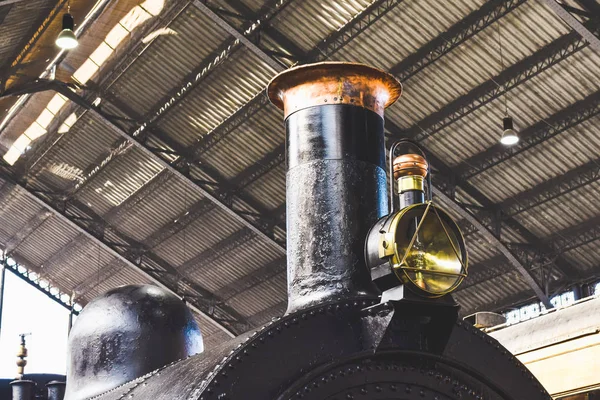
[15,62,552,400]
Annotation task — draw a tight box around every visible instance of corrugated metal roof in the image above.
[0,0,56,68]
[1,0,599,348]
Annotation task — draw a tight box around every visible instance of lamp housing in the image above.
[500,116,519,146]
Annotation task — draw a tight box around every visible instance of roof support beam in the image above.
[546,215,600,256]
[456,91,600,178]
[130,0,292,138]
[4,210,52,254]
[0,173,245,337]
[11,79,287,256]
[2,256,76,312]
[191,0,292,70]
[186,0,403,160]
[457,255,513,291]
[541,0,600,52]
[431,183,552,308]
[500,157,600,217]
[392,27,596,142]
[178,229,255,275]
[185,0,525,164]
[390,0,525,81]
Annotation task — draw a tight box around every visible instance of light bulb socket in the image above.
[62,13,75,31]
[502,116,514,131]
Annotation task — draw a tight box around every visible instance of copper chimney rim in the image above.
[267,62,402,119]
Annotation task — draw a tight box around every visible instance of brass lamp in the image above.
[366,142,468,297]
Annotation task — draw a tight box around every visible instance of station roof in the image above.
[0,0,599,346]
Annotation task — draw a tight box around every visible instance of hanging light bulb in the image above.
[500,116,519,146]
[56,9,78,50]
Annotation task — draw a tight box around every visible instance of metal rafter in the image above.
[178,229,255,275]
[392,27,597,143]
[456,91,600,179]
[25,80,286,255]
[186,0,525,164]
[216,257,285,300]
[192,0,299,69]
[430,182,552,307]
[0,175,246,337]
[3,209,52,254]
[0,0,65,86]
[130,0,292,139]
[547,215,600,256]
[186,0,403,161]
[500,157,600,217]
[40,0,396,262]
[457,255,512,291]
[541,0,600,52]
[390,0,525,81]
[3,254,77,312]
[216,0,306,61]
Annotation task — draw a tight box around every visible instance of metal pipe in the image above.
[267,62,402,313]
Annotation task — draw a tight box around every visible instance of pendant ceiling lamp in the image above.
[56,6,78,50]
[496,20,519,146]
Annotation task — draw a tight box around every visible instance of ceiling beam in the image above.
[178,228,255,275]
[392,27,596,143]
[390,0,525,81]
[456,91,600,179]
[500,157,600,217]
[16,80,287,256]
[4,209,52,254]
[541,0,600,52]
[216,257,285,300]
[191,0,288,71]
[216,0,305,61]
[431,183,552,308]
[2,255,76,312]
[0,0,65,81]
[186,0,526,164]
[130,0,292,138]
[187,0,403,161]
[0,175,244,337]
[546,215,600,256]
[458,255,512,291]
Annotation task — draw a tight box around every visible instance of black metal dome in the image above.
[65,285,203,400]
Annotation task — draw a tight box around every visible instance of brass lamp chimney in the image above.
[393,153,428,210]
[268,62,401,313]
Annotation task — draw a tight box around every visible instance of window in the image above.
[0,270,70,377]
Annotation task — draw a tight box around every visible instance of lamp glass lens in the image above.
[500,129,519,145]
[56,29,78,49]
[394,204,465,295]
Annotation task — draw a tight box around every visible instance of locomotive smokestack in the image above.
[267,62,402,313]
